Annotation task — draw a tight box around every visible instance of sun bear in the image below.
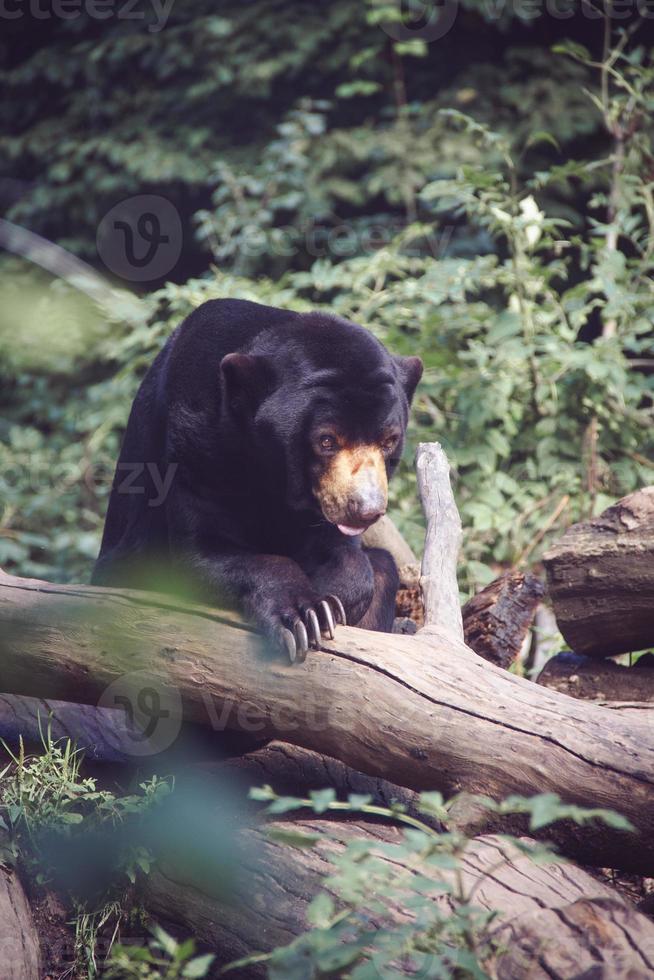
[92,299,422,662]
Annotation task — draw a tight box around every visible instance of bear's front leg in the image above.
[295,536,397,631]
[182,552,345,663]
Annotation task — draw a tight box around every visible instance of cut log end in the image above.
[544,486,654,659]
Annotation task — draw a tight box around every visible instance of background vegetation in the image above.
[1,1,653,593]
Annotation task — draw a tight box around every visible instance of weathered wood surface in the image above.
[544,486,654,658]
[0,844,41,979]
[528,604,560,676]
[0,692,260,765]
[0,693,145,763]
[1,569,653,873]
[462,571,544,669]
[416,442,464,640]
[361,514,420,588]
[142,816,654,979]
[362,513,423,625]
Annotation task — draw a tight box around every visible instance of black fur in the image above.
[93,299,421,648]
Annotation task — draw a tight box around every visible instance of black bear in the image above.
[93,299,422,662]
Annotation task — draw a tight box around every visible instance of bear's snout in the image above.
[314,445,388,535]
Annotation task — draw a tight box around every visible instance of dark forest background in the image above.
[1,0,653,592]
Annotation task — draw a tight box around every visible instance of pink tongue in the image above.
[337,524,364,536]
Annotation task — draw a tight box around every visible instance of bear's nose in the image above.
[352,493,386,526]
[358,505,386,526]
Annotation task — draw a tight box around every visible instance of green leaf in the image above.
[309,789,336,814]
[335,81,381,99]
[526,130,561,152]
[307,892,336,927]
[552,41,591,61]
[267,827,321,850]
[182,953,216,978]
[347,794,373,810]
[60,812,83,824]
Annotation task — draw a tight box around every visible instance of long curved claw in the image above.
[277,626,297,664]
[305,608,321,649]
[319,600,335,640]
[326,594,347,626]
[293,618,309,664]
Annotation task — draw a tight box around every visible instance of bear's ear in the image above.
[395,355,423,404]
[220,353,274,414]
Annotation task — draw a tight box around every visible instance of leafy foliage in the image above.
[1,11,652,595]
[106,926,215,979]
[0,726,172,886]
[1,3,599,273]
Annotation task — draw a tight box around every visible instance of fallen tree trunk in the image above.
[0,839,42,979]
[194,739,431,823]
[1,568,653,873]
[0,692,263,766]
[142,815,654,979]
[462,571,544,669]
[544,486,654,658]
[0,693,148,763]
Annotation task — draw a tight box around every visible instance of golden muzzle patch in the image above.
[314,445,388,535]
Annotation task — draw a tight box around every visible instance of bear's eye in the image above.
[382,435,398,454]
[318,434,337,452]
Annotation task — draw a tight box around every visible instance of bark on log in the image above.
[543,486,654,658]
[462,572,544,669]
[142,816,654,979]
[1,570,653,873]
[195,740,430,822]
[0,841,41,979]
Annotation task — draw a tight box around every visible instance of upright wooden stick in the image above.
[416,442,464,640]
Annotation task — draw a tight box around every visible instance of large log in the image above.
[196,740,431,823]
[0,693,148,763]
[144,742,654,977]
[1,568,653,873]
[142,815,654,979]
[2,448,653,876]
[543,486,654,658]
[0,693,264,765]
[0,838,42,979]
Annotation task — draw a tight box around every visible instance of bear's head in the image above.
[220,313,422,535]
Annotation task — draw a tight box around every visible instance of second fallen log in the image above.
[543,487,654,658]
